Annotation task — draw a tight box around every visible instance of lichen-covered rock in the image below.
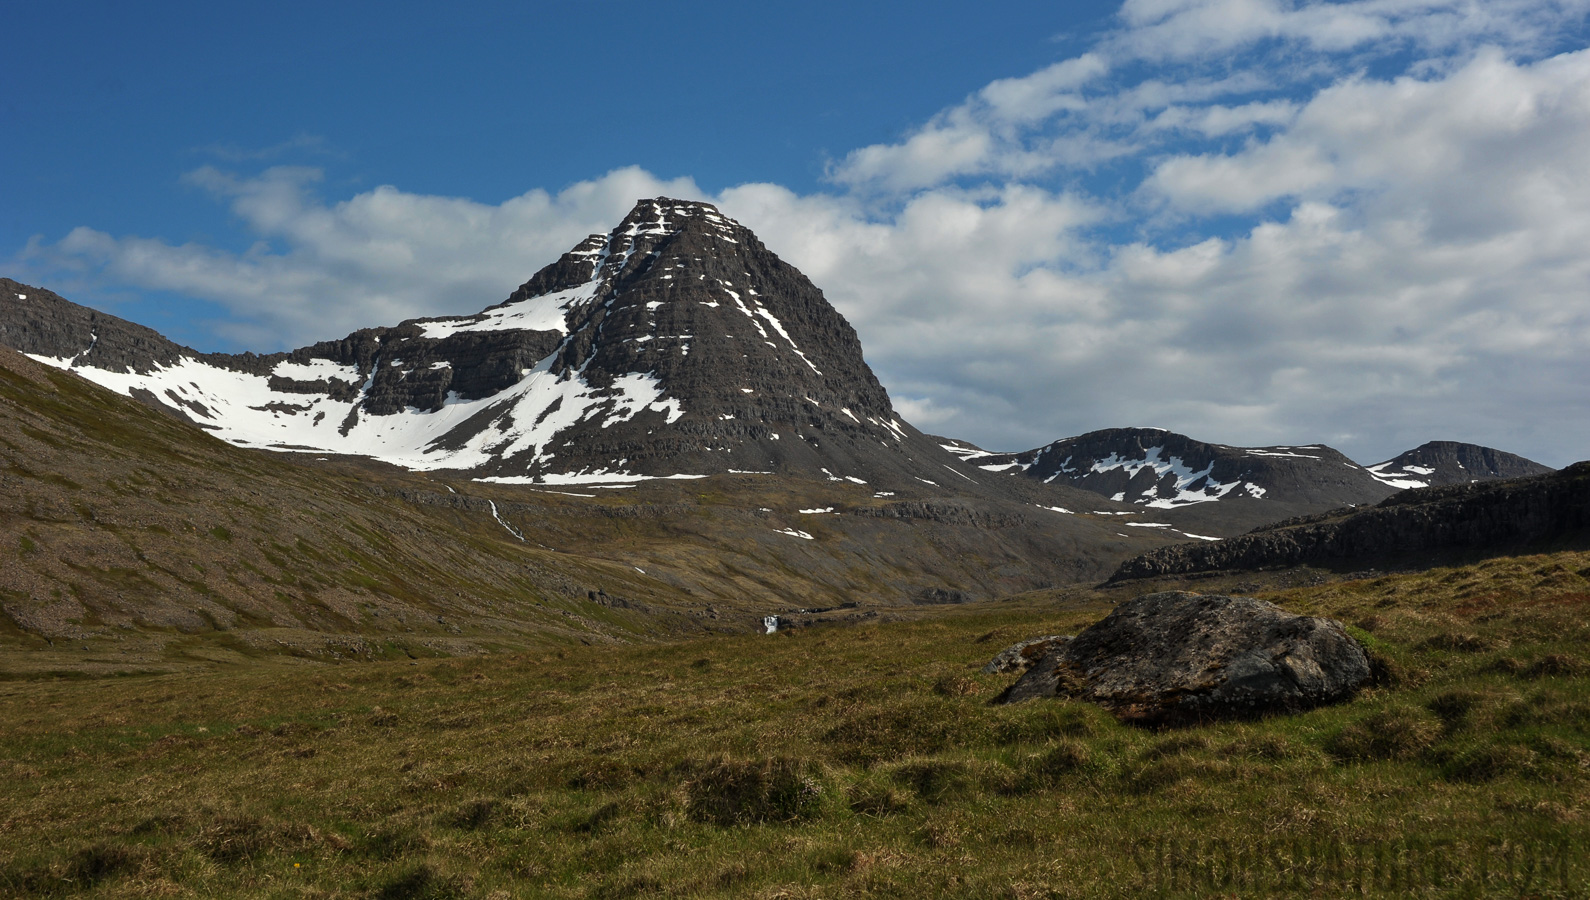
[981,635,1072,674]
[1000,591,1371,725]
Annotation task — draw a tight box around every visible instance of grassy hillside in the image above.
[0,347,1171,673]
[3,550,1587,898]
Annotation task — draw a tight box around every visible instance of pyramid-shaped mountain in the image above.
[1,200,968,488]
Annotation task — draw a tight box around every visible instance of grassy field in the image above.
[2,551,1589,898]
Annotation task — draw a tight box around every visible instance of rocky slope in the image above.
[1109,462,1590,581]
[1,200,987,492]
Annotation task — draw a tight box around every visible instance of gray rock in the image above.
[1000,591,1371,724]
[981,634,1072,674]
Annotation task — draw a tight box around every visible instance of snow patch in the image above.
[1366,461,1430,489]
[417,282,593,338]
[272,358,362,383]
[1087,447,1242,508]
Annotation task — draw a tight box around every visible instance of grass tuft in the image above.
[680,757,824,826]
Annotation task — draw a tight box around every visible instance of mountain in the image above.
[945,427,1554,537]
[1109,462,1590,581]
[1365,440,1553,489]
[945,427,1390,509]
[2,199,975,492]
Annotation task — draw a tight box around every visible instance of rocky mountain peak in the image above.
[0,201,954,488]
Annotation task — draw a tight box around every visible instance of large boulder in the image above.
[981,634,1072,674]
[999,592,1371,724]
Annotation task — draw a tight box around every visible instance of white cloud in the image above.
[17,0,1590,468]
[730,35,1590,466]
[1114,0,1590,60]
[25,166,701,345]
[827,54,1112,193]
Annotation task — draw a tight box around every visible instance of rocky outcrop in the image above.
[1111,462,1590,581]
[999,592,1371,724]
[981,634,1071,674]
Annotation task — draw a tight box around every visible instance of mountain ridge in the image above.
[943,427,1554,536]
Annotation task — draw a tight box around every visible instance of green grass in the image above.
[1,553,1588,898]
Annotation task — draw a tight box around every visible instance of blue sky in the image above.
[7,0,1590,466]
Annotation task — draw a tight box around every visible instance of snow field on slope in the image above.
[1082,447,1243,508]
[416,283,594,339]
[29,343,684,475]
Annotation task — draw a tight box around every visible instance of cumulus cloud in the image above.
[731,13,1590,466]
[17,0,1590,466]
[24,166,701,346]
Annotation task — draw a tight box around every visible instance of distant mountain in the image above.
[946,427,1394,510]
[0,199,980,491]
[945,427,1556,536]
[1110,462,1590,581]
[1366,440,1553,489]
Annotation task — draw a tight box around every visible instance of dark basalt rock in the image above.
[1111,462,1590,580]
[999,592,1371,724]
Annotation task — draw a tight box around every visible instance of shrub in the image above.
[1223,733,1305,762]
[358,826,431,861]
[1420,632,1493,653]
[846,780,911,817]
[377,863,468,900]
[680,757,822,826]
[192,814,276,863]
[1326,708,1440,762]
[1437,743,1536,783]
[1525,654,1586,679]
[888,759,972,804]
[447,798,498,831]
[67,843,140,887]
[1426,690,1485,729]
[1002,739,1096,794]
[821,697,975,766]
[989,700,1099,746]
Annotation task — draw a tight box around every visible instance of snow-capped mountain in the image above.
[945,427,1553,525]
[1365,441,1552,489]
[945,427,1398,512]
[1,200,968,488]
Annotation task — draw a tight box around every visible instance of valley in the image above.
[2,199,1587,898]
